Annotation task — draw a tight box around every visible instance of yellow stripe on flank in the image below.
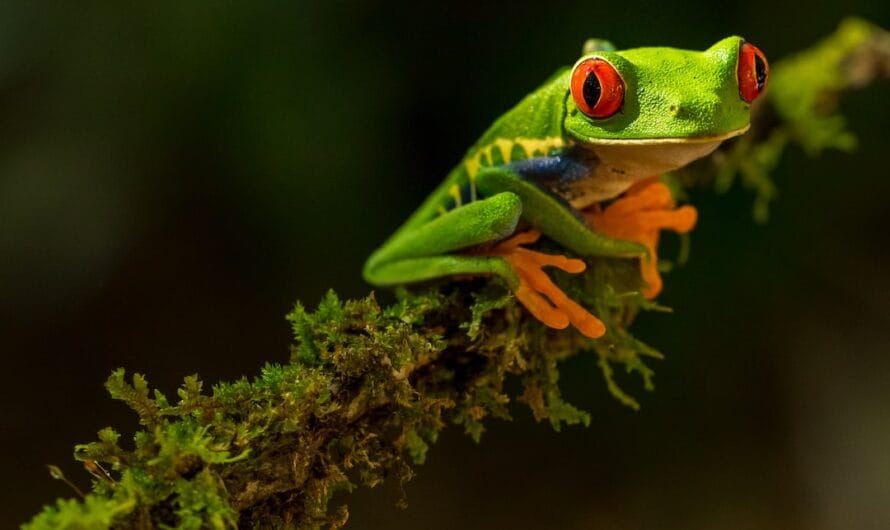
[466,158,481,179]
[449,184,462,207]
[495,138,514,163]
[464,136,566,179]
[514,137,565,158]
[468,172,477,202]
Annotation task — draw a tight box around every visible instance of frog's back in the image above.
[396,68,573,232]
[470,67,571,151]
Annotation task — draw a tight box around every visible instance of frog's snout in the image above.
[667,95,722,122]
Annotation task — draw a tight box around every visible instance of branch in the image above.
[25,18,889,530]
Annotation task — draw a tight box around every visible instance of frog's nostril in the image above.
[668,102,687,117]
[671,96,720,120]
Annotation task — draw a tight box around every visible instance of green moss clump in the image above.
[27,256,658,529]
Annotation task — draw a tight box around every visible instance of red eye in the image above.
[737,42,768,103]
[570,58,624,118]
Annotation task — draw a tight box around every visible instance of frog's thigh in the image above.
[475,167,645,258]
[364,254,519,288]
[364,192,522,283]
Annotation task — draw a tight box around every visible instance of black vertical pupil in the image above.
[754,55,767,91]
[582,71,602,109]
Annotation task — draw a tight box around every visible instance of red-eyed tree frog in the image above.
[364,37,769,339]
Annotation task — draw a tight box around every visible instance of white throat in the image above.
[556,126,749,208]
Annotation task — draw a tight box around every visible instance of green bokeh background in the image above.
[2,1,888,528]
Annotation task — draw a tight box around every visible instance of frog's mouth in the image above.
[565,125,749,207]
[582,124,750,146]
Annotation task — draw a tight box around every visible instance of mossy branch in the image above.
[25,18,888,530]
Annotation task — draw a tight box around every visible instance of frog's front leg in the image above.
[363,192,606,338]
[474,165,647,258]
[475,164,695,300]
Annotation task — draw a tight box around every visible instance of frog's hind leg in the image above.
[363,253,519,289]
[363,191,605,338]
[367,238,605,339]
[585,177,697,299]
[364,192,524,280]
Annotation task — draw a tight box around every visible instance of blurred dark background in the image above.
[2,1,888,528]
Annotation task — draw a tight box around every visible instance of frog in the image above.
[363,36,769,339]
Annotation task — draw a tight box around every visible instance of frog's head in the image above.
[565,36,768,141]
[562,37,768,185]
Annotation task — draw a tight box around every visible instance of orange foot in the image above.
[486,230,606,339]
[585,177,697,299]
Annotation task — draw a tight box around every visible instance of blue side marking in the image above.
[506,154,592,185]
[505,152,595,223]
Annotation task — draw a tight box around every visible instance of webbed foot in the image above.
[485,230,606,339]
[585,177,697,299]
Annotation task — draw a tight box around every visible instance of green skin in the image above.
[364,37,753,291]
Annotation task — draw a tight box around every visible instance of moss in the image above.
[24,18,888,530]
[28,261,655,529]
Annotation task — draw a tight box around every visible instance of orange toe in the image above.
[587,179,697,300]
[486,230,606,339]
[514,283,570,330]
